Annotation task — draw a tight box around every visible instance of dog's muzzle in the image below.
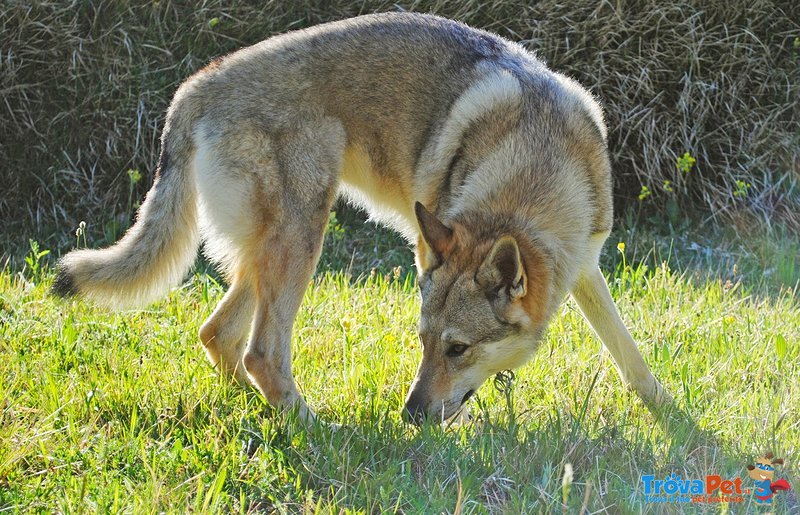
[402,404,426,425]
[402,389,476,425]
[402,389,427,425]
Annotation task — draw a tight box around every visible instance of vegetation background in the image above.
[1,0,798,512]
[2,0,798,247]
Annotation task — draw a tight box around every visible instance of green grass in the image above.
[1,219,799,512]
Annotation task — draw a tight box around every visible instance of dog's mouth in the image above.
[405,389,477,426]
[461,389,475,405]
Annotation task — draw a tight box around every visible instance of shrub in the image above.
[1,0,797,245]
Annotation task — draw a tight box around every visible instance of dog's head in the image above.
[403,202,554,424]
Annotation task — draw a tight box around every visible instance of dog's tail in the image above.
[52,90,200,308]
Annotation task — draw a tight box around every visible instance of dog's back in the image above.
[191,14,531,222]
[192,13,609,239]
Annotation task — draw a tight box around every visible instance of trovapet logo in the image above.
[641,473,747,504]
[642,453,793,505]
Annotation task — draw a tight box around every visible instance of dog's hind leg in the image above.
[199,273,255,382]
[241,196,338,422]
[239,120,345,423]
[570,265,674,410]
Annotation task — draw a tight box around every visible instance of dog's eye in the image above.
[446,343,468,357]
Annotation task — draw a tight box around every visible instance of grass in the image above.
[1,215,799,512]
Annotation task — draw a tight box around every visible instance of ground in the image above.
[1,211,798,512]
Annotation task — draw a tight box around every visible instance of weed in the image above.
[2,2,797,237]
[126,169,142,223]
[325,211,345,242]
[74,220,87,249]
[676,152,696,174]
[733,179,752,198]
[23,239,50,281]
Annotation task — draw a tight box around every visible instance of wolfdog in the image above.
[53,12,672,424]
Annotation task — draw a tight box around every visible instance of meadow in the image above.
[1,1,798,512]
[2,214,798,513]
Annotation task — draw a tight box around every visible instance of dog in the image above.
[52,12,673,424]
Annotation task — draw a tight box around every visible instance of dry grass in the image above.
[1,0,798,244]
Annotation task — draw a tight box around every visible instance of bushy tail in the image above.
[52,116,198,308]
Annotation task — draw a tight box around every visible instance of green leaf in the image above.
[775,333,788,360]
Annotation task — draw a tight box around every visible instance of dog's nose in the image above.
[402,404,426,425]
[403,392,427,425]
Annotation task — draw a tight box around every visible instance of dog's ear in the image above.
[476,235,526,301]
[773,458,784,465]
[415,202,453,261]
[747,465,755,470]
[765,452,774,460]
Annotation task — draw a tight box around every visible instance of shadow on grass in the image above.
[6,202,795,299]
[4,202,797,512]
[606,209,799,302]
[230,386,771,513]
[196,206,796,512]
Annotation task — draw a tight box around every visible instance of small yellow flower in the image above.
[676,152,696,173]
[617,242,626,253]
[127,169,141,184]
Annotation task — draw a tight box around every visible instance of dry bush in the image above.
[533,0,800,231]
[1,0,798,245]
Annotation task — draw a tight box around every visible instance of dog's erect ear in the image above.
[415,202,453,259]
[476,235,527,301]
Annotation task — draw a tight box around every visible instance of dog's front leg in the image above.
[570,266,674,410]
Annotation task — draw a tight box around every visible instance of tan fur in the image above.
[53,13,672,424]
